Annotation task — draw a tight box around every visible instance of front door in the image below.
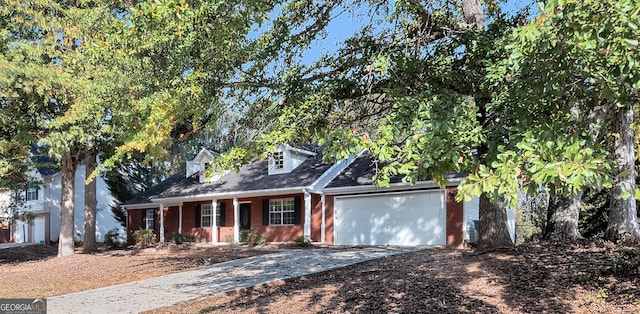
[240,203,251,231]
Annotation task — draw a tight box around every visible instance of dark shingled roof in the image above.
[30,146,58,176]
[124,154,332,205]
[158,157,331,198]
[327,154,466,188]
[326,154,399,188]
[124,174,186,206]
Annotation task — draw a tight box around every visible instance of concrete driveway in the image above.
[0,242,36,250]
[47,247,416,313]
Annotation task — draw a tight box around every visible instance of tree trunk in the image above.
[460,0,484,29]
[58,150,76,257]
[82,141,97,253]
[476,194,513,250]
[605,104,640,241]
[545,192,583,240]
[461,0,511,251]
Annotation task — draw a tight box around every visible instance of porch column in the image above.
[159,203,165,243]
[321,193,326,243]
[233,197,239,243]
[211,200,218,243]
[304,190,311,241]
[178,204,183,234]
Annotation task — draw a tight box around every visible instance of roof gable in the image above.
[193,148,214,164]
[29,146,58,176]
[186,148,215,179]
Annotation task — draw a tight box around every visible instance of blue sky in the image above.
[295,0,538,65]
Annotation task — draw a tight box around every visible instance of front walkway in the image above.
[47,247,417,314]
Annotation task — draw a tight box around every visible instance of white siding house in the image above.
[5,164,122,244]
[463,196,480,245]
[463,196,517,245]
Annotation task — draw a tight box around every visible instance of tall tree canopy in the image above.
[475,0,640,241]
[0,0,75,229]
[3,0,638,251]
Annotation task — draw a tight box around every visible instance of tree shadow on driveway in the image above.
[149,243,640,313]
[159,249,502,313]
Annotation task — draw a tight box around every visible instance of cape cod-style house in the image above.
[123,145,515,247]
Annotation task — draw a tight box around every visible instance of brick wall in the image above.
[445,187,464,248]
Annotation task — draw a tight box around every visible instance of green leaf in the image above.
[621,186,631,200]
[623,38,639,48]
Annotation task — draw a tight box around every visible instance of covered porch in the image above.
[129,189,329,244]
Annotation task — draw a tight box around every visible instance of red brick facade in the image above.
[238,194,303,242]
[445,187,464,249]
[0,227,8,243]
[310,194,322,242]
[324,195,335,245]
[127,188,466,248]
[128,193,324,244]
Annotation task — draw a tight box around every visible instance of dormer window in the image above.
[273,151,284,170]
[267,145,317,175]
[186,148,216,182]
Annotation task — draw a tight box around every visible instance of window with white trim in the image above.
[145,209,155,230]
[26,188,38,201]
[269,198,294,225]
[273,151,284,169]
[201,204,212,227]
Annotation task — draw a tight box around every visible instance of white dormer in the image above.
[186,148,215,183]
[268,145,316,175]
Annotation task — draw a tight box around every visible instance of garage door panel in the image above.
[337,220,444,244]
[34,217,45,244]
[340,197,439,216]
[337,221,443,246]
[335,191,445,246]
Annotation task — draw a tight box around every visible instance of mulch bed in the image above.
[0,244,58,264]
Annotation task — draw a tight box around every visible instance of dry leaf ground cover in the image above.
[2,241,639,313]
[149,241,640,314]
[0,244,267,298]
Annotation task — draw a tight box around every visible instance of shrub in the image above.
[295,235,312,247]
[239,229,266,246]
[171,233,183,244]
[133,229,156,246]
[172,233,195,244]
[239,230,251,243]
[181,234,196,242]
[104,228,123,248]
[224,234,234,244]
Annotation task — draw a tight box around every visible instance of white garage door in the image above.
[334,191,446,246]
[33,217,46,244]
